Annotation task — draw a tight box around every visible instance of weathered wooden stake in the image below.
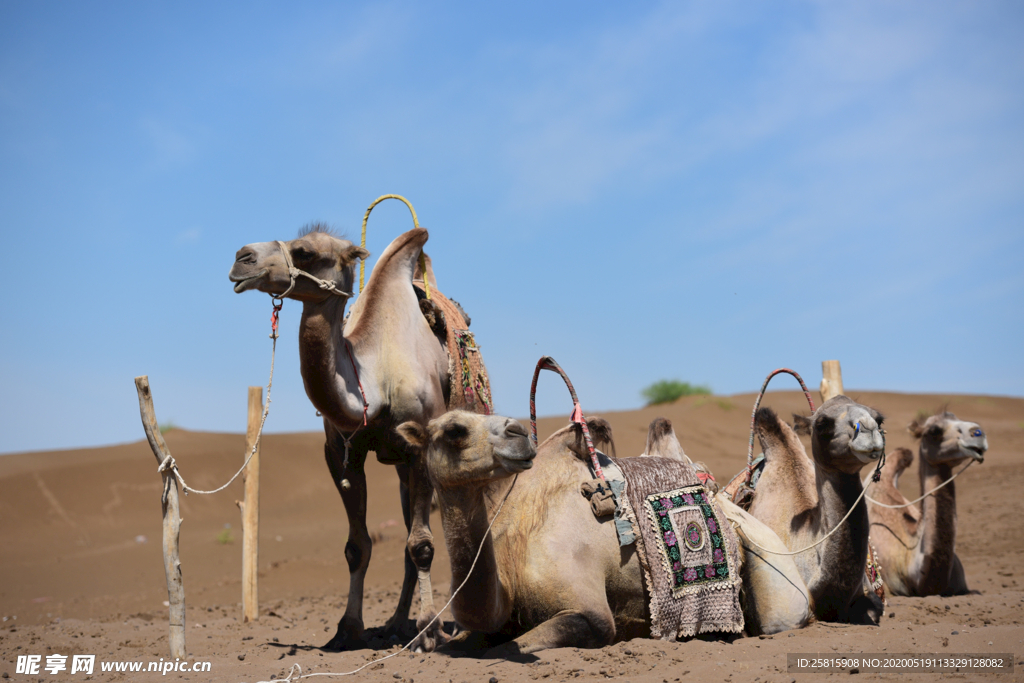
[134,376,186,659]
[820,360,844,403]
[237,386,262,622]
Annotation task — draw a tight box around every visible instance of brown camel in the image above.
[229,225,474,651]
[396,412,811,654]
[746,396,886,624]
[866,411,987,596]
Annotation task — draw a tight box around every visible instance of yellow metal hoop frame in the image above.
[360,194,431,300]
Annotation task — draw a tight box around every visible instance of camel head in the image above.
[909,411,987,465]
[803,396,886,474]
[397,411,536,489]
[228,225,369,303]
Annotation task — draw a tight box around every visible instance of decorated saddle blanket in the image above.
[413,282,493,415]
[615,456,744,639]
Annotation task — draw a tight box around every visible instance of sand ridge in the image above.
[1,390,1021,681]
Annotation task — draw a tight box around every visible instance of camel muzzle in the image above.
[230,268,269,293]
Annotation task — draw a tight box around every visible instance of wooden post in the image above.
[134,376,186,659]
[820,360,844,403]
[238,386,262,622]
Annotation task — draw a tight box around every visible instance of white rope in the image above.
[274,241,353,299]
[863,460,974,509]
[158,309,280,497]
[739,456,884,557]
[260,474,521,683]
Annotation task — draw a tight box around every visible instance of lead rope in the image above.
[360,194,430,300]
[528,355,604,482]
[863,459,974,509]
[157,298,284,496]
[736,451,885,557]
[260,474,520,682]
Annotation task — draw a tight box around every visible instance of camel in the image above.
[865,411,987,596]
[395,412,810,655]
[746,396,885,625]
[229,225,473,651]
[643,418,811,636]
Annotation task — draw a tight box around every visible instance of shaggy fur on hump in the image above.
[297,222,342,238]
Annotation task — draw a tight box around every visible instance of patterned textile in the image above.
[617,457,744,639]
[865,543,886,602]
[413,283,493,415]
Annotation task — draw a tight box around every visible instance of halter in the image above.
[272,240,354,300]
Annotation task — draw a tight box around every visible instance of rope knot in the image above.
[158,455,176,473]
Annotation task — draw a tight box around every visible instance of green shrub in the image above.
[642,380,711,406]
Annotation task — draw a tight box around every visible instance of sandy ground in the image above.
[1,390,1022,682]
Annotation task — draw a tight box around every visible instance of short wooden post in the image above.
[134,376,186,659]
[820,360,844,403]
[238,386,262,622]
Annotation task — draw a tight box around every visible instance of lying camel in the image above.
[643,418,811,636]
[866,411,987,596]
[747,396,885,624]
[396,412,811,654]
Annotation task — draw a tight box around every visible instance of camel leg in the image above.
[406,454,447,651]
[945,554,975,595]
[383,463,418,637]
[323,434,372,651]
[848,580,884,625]
[488,608,616,656]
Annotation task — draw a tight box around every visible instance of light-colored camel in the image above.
[866,411,987,596]
[395,412,810,654]
[747,396,886,624]
[643,418,811,636]
[229,225,460,651]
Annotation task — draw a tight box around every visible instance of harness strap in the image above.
[273,241,353,300]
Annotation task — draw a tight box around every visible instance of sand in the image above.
[1,390,1022,682]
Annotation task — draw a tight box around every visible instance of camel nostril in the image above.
[235,248,256,264]
[505,421,528,438]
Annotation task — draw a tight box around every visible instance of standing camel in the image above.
[395,412,811,655]
[229,225,482,651]
[746,396,886,624]
[866,411,987,596]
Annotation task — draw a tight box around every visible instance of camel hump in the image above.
[643,417,689,463]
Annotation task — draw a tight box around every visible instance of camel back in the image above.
[413,282,493,415]
[614,455,745,639]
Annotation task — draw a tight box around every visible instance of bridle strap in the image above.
[272,241,354,300]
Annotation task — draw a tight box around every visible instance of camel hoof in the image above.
[408,613,448,653]
[322,620,365,651]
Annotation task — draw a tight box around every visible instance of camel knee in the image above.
[408,539,434,572]
[345,539,370,573]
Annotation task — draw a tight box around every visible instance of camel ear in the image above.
[396,421,427,453]
[341,245,370,265]
[791,414,813,436]
[908,416,925,439]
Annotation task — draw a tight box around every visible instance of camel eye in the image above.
[971,428,983,437]
[293,247,315,262]
[854,422,861,438]
[443,424,468,441]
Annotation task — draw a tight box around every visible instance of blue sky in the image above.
[1,1,1022,454]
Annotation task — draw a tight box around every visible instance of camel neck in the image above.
[297,297,370,428]
[814,467,869,566]
[435,482,511,633]
[914,457,957,589]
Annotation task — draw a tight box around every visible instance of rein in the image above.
[529,355,605,482]
[864,459,974,509]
